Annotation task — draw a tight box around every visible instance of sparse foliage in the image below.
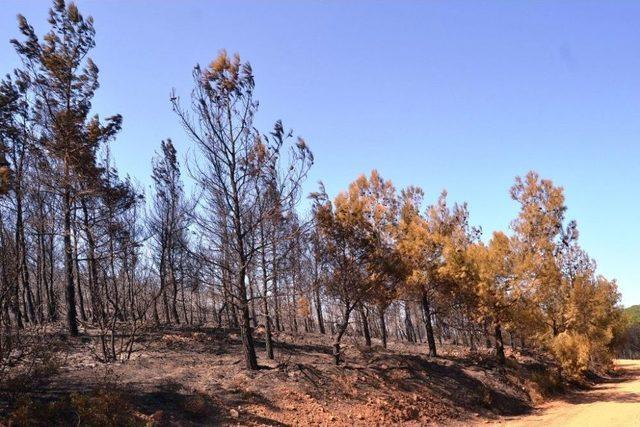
[0,0,623,393]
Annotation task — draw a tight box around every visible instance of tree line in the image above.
[0,0,623,375]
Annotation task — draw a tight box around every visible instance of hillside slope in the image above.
[625,305,640,324]
[1,326,572,426]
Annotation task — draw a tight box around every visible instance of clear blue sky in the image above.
[2,1,638,305]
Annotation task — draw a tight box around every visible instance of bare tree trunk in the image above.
[152,298,160,326]
[421,290,436,357]
[47,233,57,321]
[179,255,189,324]
[233,184,258,370]
[72,221,87,323]
[168,251,180,324]
[249,272,258,329]
[34,243,44,323]
[259,226,274,359]
[15,190,36,324]
[314,283,325,335]
[238,266,259,370]
[263,294,274,359]
[333,301,355,365]
[495,322,506,365]
[404,301,416,343]
[358,303,371,347]
[37,225,50,323]
[81,200,101,323]
[162,289,171,324]
[272,236,281,332]
[378,305,387,349]
[483,321,492,349]
[11,272,23,329]
[64,186,79,336]
[159,249,171,324]
[291,275,299,333]
[0,212,21,328]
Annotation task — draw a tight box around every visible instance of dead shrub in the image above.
[8,389,143,426]
[528,370,564,398]
[182,392,214,419]
[0,326,63,394]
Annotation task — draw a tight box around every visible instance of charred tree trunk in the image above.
[63,186,79,336]
[248,273,258,329]
[81,200,101,323]
[421,290,437,357]
[404,301,416,343]
[47,233,57,321]
[333,301,355,365]
[168,247,180,324]
[238,264,258,370]
[358,303,371,347]
[72,220,87,323]
[272,236,282,332]
[378,305,387,349]
[15,190,36,324]
[314,283,325,335]
[263,290,274,359]
[495,322,506,365]
[259,225,274,359]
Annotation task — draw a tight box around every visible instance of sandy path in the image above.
[493,360,640,427]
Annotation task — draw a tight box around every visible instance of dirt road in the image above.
[494,360,640,427]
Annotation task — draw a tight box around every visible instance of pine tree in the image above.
[510,171,568,338]
[0,147,9,195]
[468,232,517,364]
[149,139,188,325]
[11,0,122,335]
[172,51,312,370]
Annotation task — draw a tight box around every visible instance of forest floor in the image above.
[0,325,605,426]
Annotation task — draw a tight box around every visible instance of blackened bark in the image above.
[64,187,79,336]
[495,322,506,365]
[333,303,354,365]
[358,303,371,347]
[271,234,282,332]
[72,222,87,322]
[15,191,36,323]
[47,234,57,321]
[169,257,180,324]
[378,306,387,349]
[404,302,416,343]
[263,293,274,359]
[314,284,325,335]
[421,290,437,357]
[81,201,100,322]
[259,228,274,359]
[239,266,258,370]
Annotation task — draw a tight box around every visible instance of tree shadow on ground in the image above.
[361,353,533,417]
[555,364,640,406]
[1,373,290,427]
[113,378,291,426]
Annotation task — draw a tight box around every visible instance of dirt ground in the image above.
[0,326,590,426]
[485,359,640,427]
